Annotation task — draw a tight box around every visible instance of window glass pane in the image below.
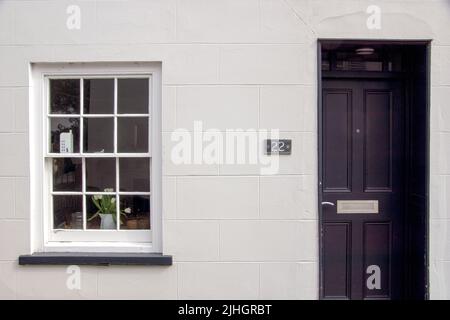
[335,51,383,72]
[83,118,114,153]
[119,158,150,192]
[53,158,82,191]
[53,195,83,229]
[117,117,148,153]
[50,117,80,153]
[50,79,80,114]
[117,78,149,114]
[120,195,150,230]
[86,194,117,230]
[83,79,114,114]
[86,158,116,192]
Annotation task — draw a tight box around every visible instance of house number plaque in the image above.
[265,139,292,155]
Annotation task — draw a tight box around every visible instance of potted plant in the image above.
[88,189,128,229]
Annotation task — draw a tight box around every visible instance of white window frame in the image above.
[30,62,162,253]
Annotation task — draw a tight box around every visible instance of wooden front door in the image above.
[320,79,405,299]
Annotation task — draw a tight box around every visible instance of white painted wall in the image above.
[0,0,448,299]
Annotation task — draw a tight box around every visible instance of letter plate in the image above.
[337,200,379,214]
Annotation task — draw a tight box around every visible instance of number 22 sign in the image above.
[265,139,292,155]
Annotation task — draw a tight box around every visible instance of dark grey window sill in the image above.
[19,252,172,266]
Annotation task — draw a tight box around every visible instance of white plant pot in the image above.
[99,214,116,230]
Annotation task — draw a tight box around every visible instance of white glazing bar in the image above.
[118,192,151,195]
[47,114,80,118]
[114,79,120,230]
[45,153,151,158]
[80,78,84,154]
[84,192,116,195]
[82,157,87,230]
[51,191,84,195]
[80,114,115,118]
[116,158,120,231]
[116,114,149,117]
[114,78,118,154]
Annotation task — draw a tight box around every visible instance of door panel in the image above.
[321,79,405,300]
[323,222,352,299]
[323,90,352,192]
[363,222,391,299]
[364,90,392,191]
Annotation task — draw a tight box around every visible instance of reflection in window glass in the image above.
[53,195,83,229]
[53,158,82,191]
[120,195,150,230]
[50,79,80,114]
[83,118,114,153]
[118,78,149,114]
[84,79,114,114]
[86,158,116,192]
[50,117,80,153]
[117,117,148,153]
[119,158,150,192]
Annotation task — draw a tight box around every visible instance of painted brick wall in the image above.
[0,0,449,299]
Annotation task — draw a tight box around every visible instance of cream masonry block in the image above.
[162,86,176,132]
[0,88,14,133]
[15,177,29,220]
[219,45,306,84]
[0,134,28,176]
[14,0,97,45]
[14,87,29,133]
[303,85,318,133]
[176,176,259,219]
[177,0,259,43]
[434,86,450,133]
[0,46,52,87]
[0,220,29,261]
[259,262,318,299]
[0,178,15,219]
[259,85,315,132]
[0,1,13,45]
[176,86,259,131]
[163,132,219,175]
[430,261,450,300]
[430,219,450,261]
[97,266,177,299]
[17,266,97,299]
[259,0,311,43]
[162,176,176,220]
[437,133,450,175]
[220,220,318,261]
[164,220,220,261]
[0,262,16,299]
[441,47,450,86]
[430,131,440,176]
[429,175,444,220]
[163,45,220,85]
[431,46,441,87]
[96,0,176,44]
[260,175,315,220]
[178,263,259,299]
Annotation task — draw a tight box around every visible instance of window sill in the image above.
[18,252,172,266]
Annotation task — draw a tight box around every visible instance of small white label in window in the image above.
[60,130,74,153]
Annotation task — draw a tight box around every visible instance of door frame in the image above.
[317,39,431,299]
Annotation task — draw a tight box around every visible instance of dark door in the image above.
[321,79,405,299]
